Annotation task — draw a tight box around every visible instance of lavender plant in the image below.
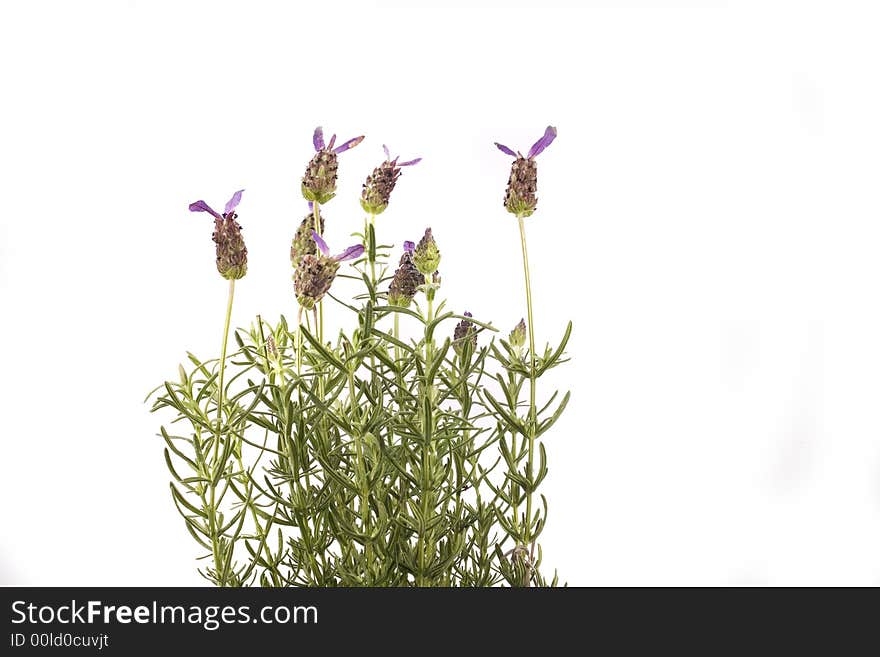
[149,126,571,587]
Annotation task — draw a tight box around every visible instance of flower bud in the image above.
[388,250,425,307]
[293,254,341,310]
[189,190,247,280]
[453,312,478,355]
[266,334,279,361]
[360,161,399,215]
[503,156,538,217]
[509,318,527,348]
[432,271,441,287]
[301,149,338,205]
[360,147,420,216]
[290,210,325,269]
[302,127,364,205]
[413,227,441,277]
[213,214,248,280]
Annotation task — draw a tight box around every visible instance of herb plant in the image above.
[149,126,572,587]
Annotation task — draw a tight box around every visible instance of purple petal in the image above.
[224,189,244,214]
[327,134,337,150]
[464,311,473,318]
[313,126,325,151]
[398,157,422,167]
[310,230,330,257]
[308,201,314,211]
[333,135,365,154]
[188,200,221,219]
[527,125,557,159]
[494,142,517,157]
[334,244,365,262]
[383,144,391,161]
[403,240,415,253]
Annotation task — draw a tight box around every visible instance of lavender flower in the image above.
[189,189,248,280]
[293,230,364,310]
[412,227,440,277]
[360,145,421,215]
[495,125,557,218]
[290,202,326,269]
[302,126,365,205]
[387,240,425,307]
[453,311,478,355]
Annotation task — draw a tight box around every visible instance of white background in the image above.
[1,0,880,586]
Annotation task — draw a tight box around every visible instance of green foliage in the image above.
[149,157,571,587]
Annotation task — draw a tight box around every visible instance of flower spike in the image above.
[290,204,325,269]
[293,232,364,309]
[302,125,365,204]
[388,241,425,307]
[495,125,557,217]
[188,190,248,279]
[453,311,478,355]
[360,144,421,215]
[413,227,440,276]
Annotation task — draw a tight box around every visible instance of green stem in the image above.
[294,311,323,583]
[392,311,409,580]
[215,278,236,455]
[310,202,332,581]
[313,201,324,342]
[348,367,372,577]
[210,277,235,585]
[517,215,537,587]
[417,290,435,586]
[394,314,401,366]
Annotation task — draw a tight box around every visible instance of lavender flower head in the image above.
[388,240,425,308]
[495,125,557,218]
[453,311,478,355]
[412,227,441,277]
[293,230,364,310]
[290,202,326,269]
[302,126,365,205]
[360,145,421,215]
[189,189,248,280]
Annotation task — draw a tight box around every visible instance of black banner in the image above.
[0,587,871,652]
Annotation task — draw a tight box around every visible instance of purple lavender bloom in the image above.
[293,230,365,310]
[302,126,365,205]
[388,240,425,307]
[313,126,365,154]
[453,311,478,355]
[495,125,557,217]
[309,230,365,263]
[189,189,248,280]
[360,145,421,215]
